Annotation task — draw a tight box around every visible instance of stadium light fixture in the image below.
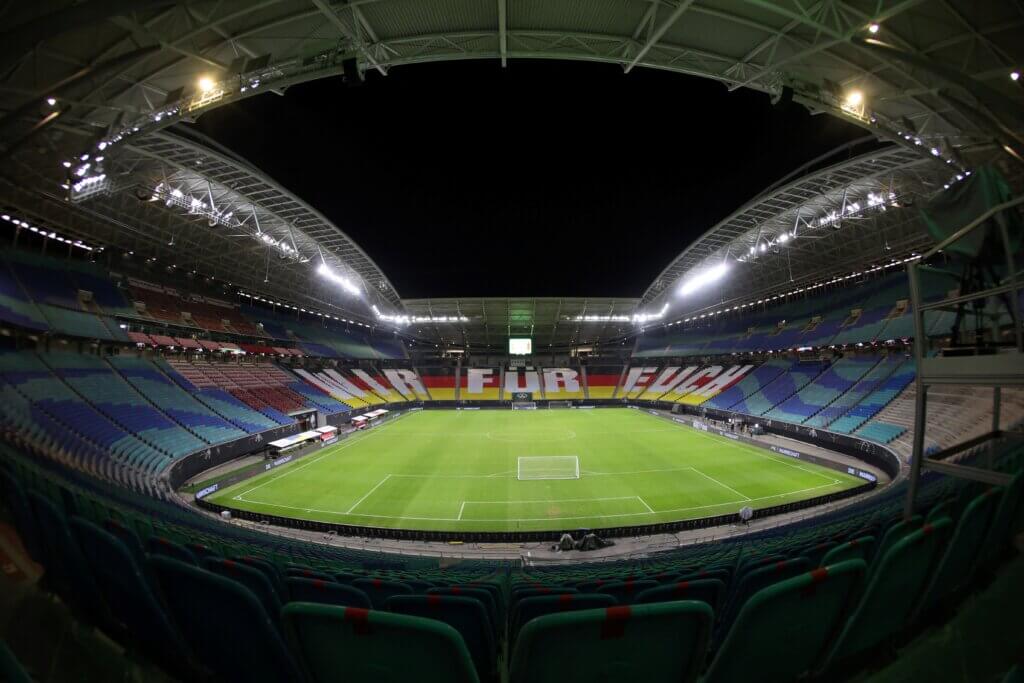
[46,96,57,106]
[678,262,728,297]
[1012,71,1020,82]
[317,262,361,296]
[867,23,880,34]
[845,90,863,107]
[198,76,216,93]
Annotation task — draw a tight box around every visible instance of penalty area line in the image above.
[345,474,392,514]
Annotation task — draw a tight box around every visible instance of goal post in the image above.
[517,455,580,480]
[511,401,538,410]
[547,400,573,409]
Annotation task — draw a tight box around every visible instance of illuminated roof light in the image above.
[677,262,729,297]
[46,96,57,106]
[868,23,880,34]
[1012,71,1021,82]
[845,90,863,107]
[777,233,789,243]
[198,75,216,92]
[759,243,767,252]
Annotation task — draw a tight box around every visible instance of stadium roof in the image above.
[1,1,1022,341]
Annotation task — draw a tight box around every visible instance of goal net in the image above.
[517,456,580,480]
[511,401,538,410]
[548,401,573,409]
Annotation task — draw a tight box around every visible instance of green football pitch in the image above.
[207,408,864,533]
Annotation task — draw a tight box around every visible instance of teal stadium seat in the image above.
[510,593,616,642]
[819,535,875,567]
[822,517,952,670]
[979,472,1024,572]
[596,578,658,604]
[0,641,31,683]
[352,577,414,609]
[427,586,499,637]
[704,560,866,683]
[636,578,726,612]
[70,518,191,671]
[510,601,712,683]
[282,603,480,683]
[916,489,1001,617]
[287,577,372,608]
[205,558,285,624]
[387,594,497,681]
[149,556,303,683]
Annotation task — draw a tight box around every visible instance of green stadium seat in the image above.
[979,472,1024,572]
[0,641,31,683]
[719,557,810,632]
[870,515,922,578]
[800,540,838,568]
[352,577,414,609]
[704,560,866,683]
[387,594,496,680]
[205,558,284,624]
[102,518,147,568]
[510,593,616,642]
[926,499,954,523]
[819,535,875,567]
[149,556,303,683]
[237,555,286,596]
[286,565,334,582]
[0,468,42,563]
[427,586,498,637]
[676,567,731,585]
[916,488,1001,617]
[27,492,107,624]
[821,518,953,670]
[635,578,726,612]
[282,603,480,683]
[287,577,372,609]
[596,579,658,604]
[509,601,712,683]
[147,536,198,565]
[69,518,191,670]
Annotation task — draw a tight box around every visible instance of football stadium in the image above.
[0,2,1022,682]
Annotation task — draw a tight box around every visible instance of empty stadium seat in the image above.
[286,577,372,609]
[352,577,414,609]
[282,603,480,683]
[70,518,191,668]
[595,578,658,604]
[205,558,285,624]
[510,593,616,642]
[819,535,875,567]
[822,518,953,669]
[149,556,302,683]
[387,594,496,680]
[704,560,866,683]
[508,602,712,683]
[635,578,725,612]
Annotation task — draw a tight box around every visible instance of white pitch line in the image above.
[237,480,842,523]
[458,501,466,520]
[637,496,655,513]
[345,474,392,514]
[689,467,752,501]
[464,496,639,505]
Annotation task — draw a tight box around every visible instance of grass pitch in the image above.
[208,408,864,533]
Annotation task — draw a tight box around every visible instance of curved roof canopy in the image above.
[0,1,1021,339]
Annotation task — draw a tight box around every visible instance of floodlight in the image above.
[198,76,216,92]
[317,262,361,296]
[867,23,880,34]
[778,233,789,243]
[46,96,57,106]
[678,262,728,297]
[1012,71,1020,82]
[845,90,863,106]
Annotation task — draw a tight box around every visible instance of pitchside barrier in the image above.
[176,409,409,494]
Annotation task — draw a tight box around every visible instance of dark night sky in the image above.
[189,59,867,299]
